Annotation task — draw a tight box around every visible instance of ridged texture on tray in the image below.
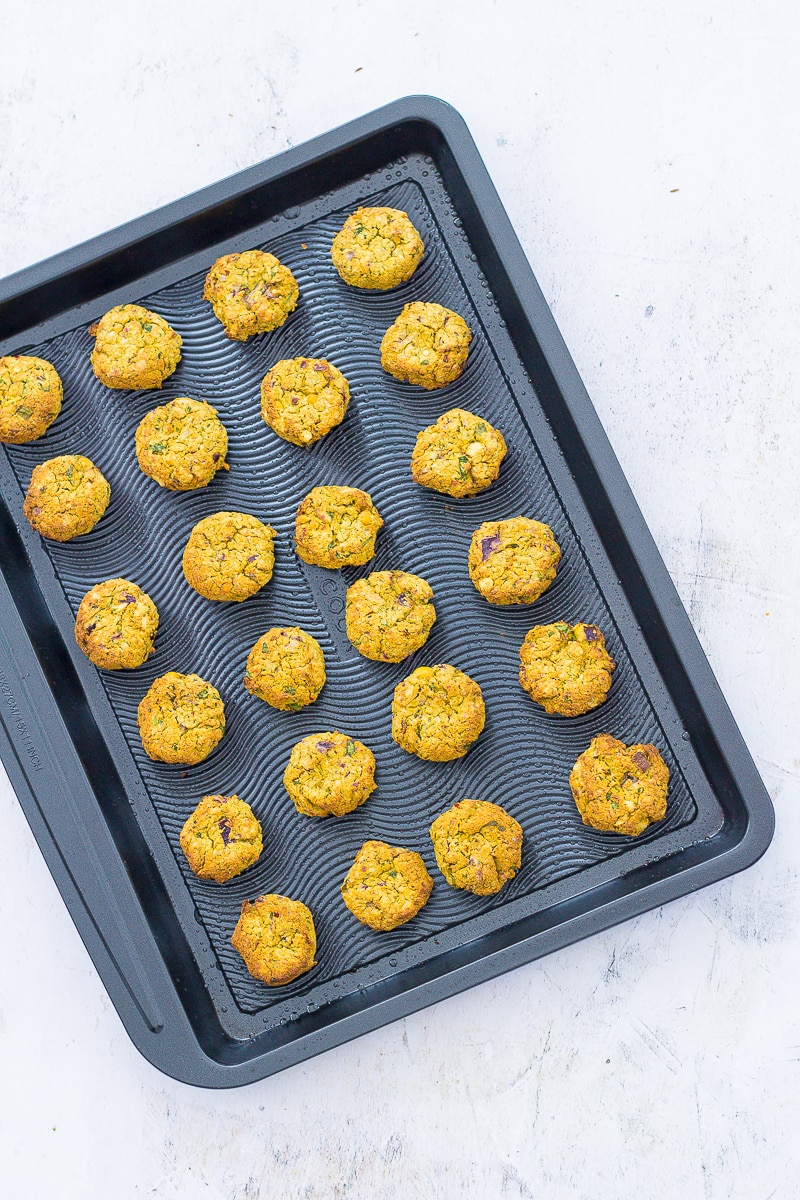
[3,171,698,1015]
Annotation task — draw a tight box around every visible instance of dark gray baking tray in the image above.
[0,96,774,1087]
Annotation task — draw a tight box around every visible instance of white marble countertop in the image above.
[1,3,797,1196]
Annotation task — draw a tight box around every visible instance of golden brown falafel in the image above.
[519,622,615,716]
[569,734,669,836]
[283,732,376,818]
[90,304,182,389]
[380,302,471,389]
[23,454,110,541]
[179,794,263,883]
[232,894,316,986]
[260,357,350,446]
[137,671,225,765]
[468,517,561,605]
[391,664,485,761]
[182,511,276,602]
[341,841,434,931]
[345,570,436,663]
[430,799,523,895]
[74,578,158,670]
[0,355,62,444]
[135,397,228,490]
[243,627,326,711]
[294,485,383,569]
[203,249,299,341]
[411,408,507,498]
[331,206,424,290]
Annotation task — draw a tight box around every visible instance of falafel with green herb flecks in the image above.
[90,304,182,390]
[0,355,62,444]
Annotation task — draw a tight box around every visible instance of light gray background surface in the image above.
[1,3,797,1197]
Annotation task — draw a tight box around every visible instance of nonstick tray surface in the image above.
[0,97,773,1086]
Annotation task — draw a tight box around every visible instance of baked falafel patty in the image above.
[569,734,669,836]
[180,794,263,882]
[183,511,276,602]
[90,304,182,389]
[283,732,376,818]
[430,799,523,895]
[23,454,110,541]
[391,664,485,761]
[519,622,615,716]
[136,397,228,490]
[331,206,424,289]
[468,517,561,605]
[232,894,316,986]
[0,355,62,444]
[341,841,434,930]
[203,249,299,341]
[294,485,383,569]
[75,578,159,669]
[261,357,350,446]
[380,302,471,389]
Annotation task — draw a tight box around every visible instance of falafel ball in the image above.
[391,664,485,762]
[90,304,182,389]
[331,206,424,290]
[137,671,225,765]
[179,794,263,883]
[74,578,159,670]
[411,408,507,498]
[380,302,471,390]
[260,357,350,446]
[468,517,561,606]
[243,626,326,711]
[203,250,299,341]
[341,841,434,931]
[232,894,316,986]
[182,511,276,602]
[23,454,110,541]
[0,355,62,444]
[283,732,376,818]
[569,733,669,836]
[345,570,436,663]
[135,397,228,490]
[430,799,523,895]
[294,485,383,569]
[519,622,615,716]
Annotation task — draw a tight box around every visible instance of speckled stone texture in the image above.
[0,3,797,1198]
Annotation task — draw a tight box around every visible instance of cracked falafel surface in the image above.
[283,732,376,818]
[294,485,383,568]
[346,570,435,662]
[180,794,263,883]
[381,302,472,389]
[430,799,523,895]
[183,511,276,602]
[261,357,350,446]
[569,734,669,836]
[411,408,507,498]
[468,517,561,606]
[243,626,326,711]
[23,454,110,541]
[232,894,316,986]
[203,250,299,341]
[90,304,181,389]
[75,578,158,670]
[135,397,228,490]
[137,671,225,765]
[392,664,485,761]
[519,622,615,716]
[341,841,434,931]
[331,206,424,289]
[0,355,62,444]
